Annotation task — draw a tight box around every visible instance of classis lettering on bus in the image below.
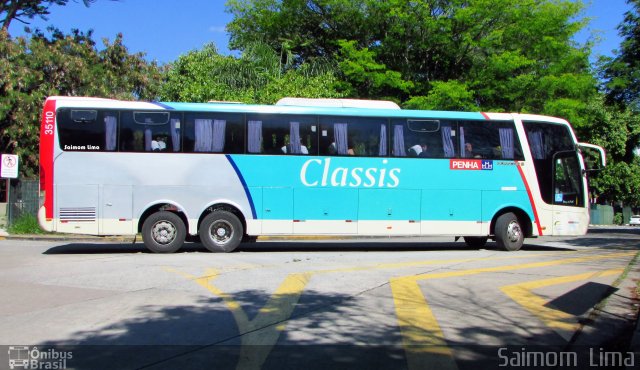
[300,158,401,188]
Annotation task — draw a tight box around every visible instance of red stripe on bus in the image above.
[515,162,543,236]
[481,112,490,120]
[40,98,56,219]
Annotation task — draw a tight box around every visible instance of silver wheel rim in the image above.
[151,220,177,245]
[506,220,522,243]
[210,220,233,245]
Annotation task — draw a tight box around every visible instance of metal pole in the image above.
[6,178,11,226]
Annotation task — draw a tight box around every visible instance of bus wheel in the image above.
[142,211,186,253]
[495,212,524,251]
[199,211,243,253]
[464,236,488,248]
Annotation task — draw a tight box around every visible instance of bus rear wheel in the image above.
[199,210,243,253]
[464,236,488,248]
[142,211,186,253]
[495,212,524,251]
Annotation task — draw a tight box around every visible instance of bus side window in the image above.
[391,119,457,158]
[248,114,317,155]
[458,120,522,160]
[183,113,244,154]
[58,109,116,152]
[118,111,181,152]
[319,117,387,157]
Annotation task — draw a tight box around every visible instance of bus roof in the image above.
[46,96,567,124]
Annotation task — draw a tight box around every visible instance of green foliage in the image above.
[614,212,623,225]
[600,0,640,109]
[0,28,163,177]
[404,81,476,111]
[159,42,345,104]
[8,213,44,234]
[226,0,594,115]
[335,40,413,98]
[589,158,640,208]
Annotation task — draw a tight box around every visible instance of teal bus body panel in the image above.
[262,187,292,219]
[359,189,421,221]
[423,189,481,221]
[228,155,535,223]
[294,188,358,220]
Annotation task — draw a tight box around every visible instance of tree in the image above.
[0,28,162,177]
[226,0,595,116]
[160,42,344,104]
[1,0,101,32]
[600,0,640,110]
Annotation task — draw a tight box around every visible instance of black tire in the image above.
[464,236,488,248]
[495,212,524,251]
[141,211,186,253]
[199,210,243,253]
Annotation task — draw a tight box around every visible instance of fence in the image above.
[589,204,614,225]
[7,179,39,226]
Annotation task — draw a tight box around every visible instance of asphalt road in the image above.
[0,228,639,370]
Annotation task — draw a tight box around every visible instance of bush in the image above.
[613,212,623,225]
[8,214,44,234]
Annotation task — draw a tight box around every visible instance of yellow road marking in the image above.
[166,267,311,370]
[167,250,634,370]
[391,251,634,370]
[165,252,562,369]
[500,269,623,334]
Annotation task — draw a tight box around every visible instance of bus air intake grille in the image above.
[59,207,97,222]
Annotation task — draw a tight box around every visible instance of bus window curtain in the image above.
[499,127,514,159]
[441,125,455,157]
[212,119,226,152]
[170,119,180,152]
[104,115,117,151]
[528,130,545,159]
[460,126,466,157]
[393,125,406,157]
[379,124,387,156]
[334,123,348,155]
[289,121,302,154]
[194,119,213,152]
[248,120,262,153]
[144,127,152,152]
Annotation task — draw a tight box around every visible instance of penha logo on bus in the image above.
[300,158,401,188]
[450,159,494,170]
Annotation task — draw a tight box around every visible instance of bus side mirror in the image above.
[578,142,606,172]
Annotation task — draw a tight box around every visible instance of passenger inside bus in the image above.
[151,136,167,151]
[465,142,482,158]
[281,138,309,154]
[408,143,428,157]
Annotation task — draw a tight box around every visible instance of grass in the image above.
[8,213,44,234]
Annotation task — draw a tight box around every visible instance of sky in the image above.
[7,0,633,65]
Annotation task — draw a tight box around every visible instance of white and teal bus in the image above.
[38,96,605,253]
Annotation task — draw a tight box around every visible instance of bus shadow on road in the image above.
[41,240,576,254]
[238,240,576,253]
[42,242,209,254]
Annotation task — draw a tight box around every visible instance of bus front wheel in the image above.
[495,212,524,251]
[199,211,243,253]
[142,211,186,253]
